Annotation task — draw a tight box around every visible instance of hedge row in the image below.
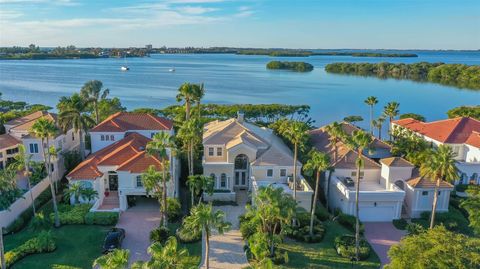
[334,235,371,261]
[3,231,56,268]
[5,189,52,234]
[50,204,119,225]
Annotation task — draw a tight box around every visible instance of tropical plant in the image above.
[420,145,459,229]
[461,185,480,235]
[57,93,95,159]
[186,175,214,206]
[324,121,345,163]
[383,102,400,140]
[31,117,60,227]
[364,96,378,134]
[0,164,22,211]
[176,83,196,121]
[343,115,363,126]
[79,80,109,124]
[81,188,99,203]
[142,165,169,227]
[182,203,231,269]
[93,249,129,269]
[63,182,83,204]
[177,119,201,176]
[146,132,175,226]
[12,144,37,214]
[371,116,386,140]
[132,237,195,269]
[303,150,330,236]
[344,129,374,261]
[191,83,205,118]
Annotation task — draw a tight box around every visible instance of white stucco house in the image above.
[202,113,313,211]
[66,112,178,211]
[4,111,81,181]
[309,122,453,221]
[392,117,480,185]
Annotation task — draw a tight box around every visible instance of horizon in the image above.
[1,0,479,50]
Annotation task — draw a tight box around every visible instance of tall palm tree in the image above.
[80,80,109,124]
[177,119,200,176]
[280,120,308,199]
[176,83,196,121]
[420,145,458,229]
[344,130,374,262]
[58,93,95,159]
[364,96,378,135]
[142,165,168,226]
[146,132,175,227]
[192,83,205,118]
[31,118,60,227]
[93,249,129,269]
[136,237,192,269]
[14,144,36,215]
[64,182,83,204]
[183,203,231,269]
[303,150,330,236]
[186,175,214,206]
[383,102,400,141]
[372,116,386,140]
[325,121,345,163]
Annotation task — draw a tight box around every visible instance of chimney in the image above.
[237,111,244,123]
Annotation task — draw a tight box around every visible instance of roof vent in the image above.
[237,111,244,123]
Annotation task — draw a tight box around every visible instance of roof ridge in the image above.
[147,114,170,129]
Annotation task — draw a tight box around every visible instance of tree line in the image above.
[266,61,314,72]
[325,62,480,90]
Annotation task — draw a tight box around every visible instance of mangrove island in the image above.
[266,61,314,72]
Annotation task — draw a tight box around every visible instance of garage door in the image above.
[359,206,395,222]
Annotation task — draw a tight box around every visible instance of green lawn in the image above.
[277,221,381,269]
[168,222,202,265]
[5,225,111,269]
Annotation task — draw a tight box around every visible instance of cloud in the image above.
[0,10,23,19]
[177,6,219,14]
[234,6,254,18]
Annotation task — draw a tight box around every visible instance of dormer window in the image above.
[216,147,222,156]
[208,147,214,156]
[101,135,105,141]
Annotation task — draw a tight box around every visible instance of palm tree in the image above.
[14,144,36,215]
[80,80,109,124]
[142,165,169,227]
[364,96,378,135]
[372,116,386,140]
[324,122,345,163]
[344,130,374,261]
[183,203,231,269]
[383,102,400,141]
[420,145,458,229]
[58,93,95,159]
[280,120,308,199]
[81,188,99,203]
[146,132,175,226]
[134,237,192,269]
[186,175,214,206]
[176,83,196,121]
[64,182,83,204]
[192,83,205,118]
[177,119,200,176]
[93,249,129,269]
[303,150,330,236]
[31,117,60,227]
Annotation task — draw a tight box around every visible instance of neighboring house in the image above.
[309,122,453,221]
[67,113,177,211]
[392,117,480,185]
[202,112,313,210]
[4,111,80,181]
[0,133,21,170]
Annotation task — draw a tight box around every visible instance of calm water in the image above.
[0,51,479,128]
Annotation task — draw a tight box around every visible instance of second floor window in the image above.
[106,135,110,141]
[208,147,214,156]
[136,176,143,187]
[29,143,39,154]
[110,135,115,141]
[280,169,287,177]
[216,147,222,156]
[101,135,105,141]
[267,169,273,177]
[351,171,364,179]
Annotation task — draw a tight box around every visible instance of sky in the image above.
[0,0,479,49]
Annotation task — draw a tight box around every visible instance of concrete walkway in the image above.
[200,191,250,269]
[364,222,406,267]
[116,198,160,265]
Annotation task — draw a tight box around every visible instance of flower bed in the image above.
[4,231,56,268]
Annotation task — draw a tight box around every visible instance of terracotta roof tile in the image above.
[0,134,21,149]
[465,131,480,148]
[393,117,480,144]
[380,157,414,167]
[6,111,57,132]
[90,112,173,132]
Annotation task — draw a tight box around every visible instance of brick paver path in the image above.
[200,191,250,269]
[364,222,406,267]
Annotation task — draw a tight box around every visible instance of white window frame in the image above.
[280,169,287,177]
[101,135,105,141]
[208,147,214,156]
[267,169,273,177]
[216,147,222,156]
[136,175,143,187]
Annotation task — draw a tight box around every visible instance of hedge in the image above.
[3,231,56,268]
[167,198,182,222]
[336,212,365,234]
[50,204,91,225]
[84,211,119,225]
[413,207,472,235]
[334,235,371,261]
[150,226,171,244]
[392,219,408,230]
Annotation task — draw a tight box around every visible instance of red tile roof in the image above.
[6,111,58,132]
[0,134,21,149]
[393,117,480,144]
[466,131,480,148]
[90,112,172,132]
[67,133,163,180]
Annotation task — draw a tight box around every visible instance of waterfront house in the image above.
[309,122,453,221]
[67,112,178,211]
[202,112,313,210]
[392,117,480,185]
[0,133,21,170]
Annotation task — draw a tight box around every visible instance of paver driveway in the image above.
[116,198,160,265]
[364,222,406,267]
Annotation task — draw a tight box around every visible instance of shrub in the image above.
[315,203,330,221]
[272,249,289,265]
[51,204,91,225]
[239,213,259,240]
[150,226,171,244]
[213,189,231,193]
[288,224,325,243]
[416,207,472,235]
[211,200,237,206]
[406,223,426,235]
[29,212,51,231]
[455,184,470,193]
[166,198,182,222]
[6,188,52,234]
[336,213,364,234]
[392,219,408,230]
[295,210,313,227]
[4,231,56,267]
[176,226,201,243]
[84,212,119,225]
[334,235,371,261]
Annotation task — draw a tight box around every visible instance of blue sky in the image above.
[0,0,479,49]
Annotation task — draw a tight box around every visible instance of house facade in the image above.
[202,113,313,210]
[0,134,21,170]
[309,122,453,221]
[67,112,177,211]
[4,111,80,181]
[392,117,480,185]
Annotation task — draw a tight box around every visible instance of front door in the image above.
[235,171,247,187]
[109,174,118,191]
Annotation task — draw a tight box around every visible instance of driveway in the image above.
[200,191,250,269]
[364,222,406,267]
[116,197,160,265]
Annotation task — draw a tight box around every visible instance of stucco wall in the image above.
[227,144,257,163]
[250,165,294,181]
[406,185,451,218]
[333,168,381,183]
[203,145,228,162]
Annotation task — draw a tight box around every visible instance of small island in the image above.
[325,62,480,90]
[266,61,314,72]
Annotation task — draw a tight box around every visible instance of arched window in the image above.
[235,154,248,170]
[106,135,110,141]
[460,173,468,184]
[101,135,105,141]
[210,173,216,180]
[471,173,479,183]
[110,135,115,141]
[220,173,227,188]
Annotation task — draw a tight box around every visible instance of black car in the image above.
[102,228,126,253]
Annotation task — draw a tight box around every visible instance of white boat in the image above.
[121,66,129,71]
[169,68,175,72]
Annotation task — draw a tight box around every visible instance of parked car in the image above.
[102,228,125,253]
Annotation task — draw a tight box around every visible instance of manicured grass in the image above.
[5,225,111,269]
[277,221,381,269]
[168,222,202,265]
